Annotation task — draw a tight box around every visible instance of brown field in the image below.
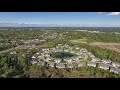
[89,42,120,52]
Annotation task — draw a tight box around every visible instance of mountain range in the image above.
[0,23,120,27]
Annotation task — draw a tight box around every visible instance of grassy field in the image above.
[89,42,120,53]
[69,39,87,44]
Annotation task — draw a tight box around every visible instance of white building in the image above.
[56,63,65,68]
[67,63,74,68]
[64,58,72,63]
[112,62,120,68]
[47,62,54,67]
[77,62,86,67]
[102,59,112,64]
[98,63,109,70]
[54,58,61,63]
[87,62,96,67]
[110,67,120,74]
[91,57,101,62]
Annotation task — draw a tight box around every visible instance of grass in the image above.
[69,39,87,44]
[89,42,120,53]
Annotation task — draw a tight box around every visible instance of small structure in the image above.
[98,63,109,70]
[110,67,120,74]
[71,56,79,61]
[91,57,101,62]
[76,47,80,50]
[87,62,96,67]
[64,58,72,63]
[112,62,120,68]
[56,63,65,68]
[64,49,69,52]
[102,59,111,64]
[54,58,61,63]
[39,61,45,66]
[10,51,17,55]
[47,62,54,67]
[30,60,37,64]
[76,62,86,67]
[67,63,74,68]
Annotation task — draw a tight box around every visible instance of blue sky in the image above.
[0,12,120,26]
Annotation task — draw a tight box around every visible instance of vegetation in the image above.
[0,28,120,78]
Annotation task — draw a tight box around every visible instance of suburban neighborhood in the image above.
[30,44,120,75]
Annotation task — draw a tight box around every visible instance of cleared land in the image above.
[69,39,87,44]
[89,42,120,52]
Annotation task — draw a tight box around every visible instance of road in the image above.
[0,45,25,54]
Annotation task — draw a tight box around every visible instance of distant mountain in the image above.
[0,23,120,27]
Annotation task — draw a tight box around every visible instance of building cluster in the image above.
[30,44,120,75]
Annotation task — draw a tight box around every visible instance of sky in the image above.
[0,12,120,27]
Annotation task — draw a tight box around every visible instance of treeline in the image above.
[77,43,120,63]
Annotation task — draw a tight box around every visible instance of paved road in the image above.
[0,45,25,54]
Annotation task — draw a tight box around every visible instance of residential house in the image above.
[76,61,86,67]
[56,63,65,68]
[91,57,101,62]
[54,58,61,63]
[30,60,37,64]
[112,62,120,68]
[66,63,74,68]
[47,62,55,67]
[64,58,72,63]
[110,67,120,74]
[87,62,96,67]
[64,49,69,52]
[71,56,79,61]
[76,47,80,50]
[102,59,112,64]
[10,51,17,55]
[98,63,110,70]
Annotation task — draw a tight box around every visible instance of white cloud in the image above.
[98,12,106,14]
[107,12,120,15]
[98,12,120,15]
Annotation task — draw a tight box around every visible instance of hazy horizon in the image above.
[0,12,120,27]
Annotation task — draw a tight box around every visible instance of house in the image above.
[102,59,112,64]
[47,62,55,67]
[71,56,79,61]
[10,51,17,54]
[30,60,37,64]
[64,49,69,52]
[112,62,120,68]
[80,48,88,53]
[91,57,101,62]
[31,55,38,59]
[110,67,120,74]
[70,51,75,54]
[76,61,86,67]
[54,58,61,63]
[56,63,65,68]
[89,54,96,58]
[66,63,74,68]
[35,54,40,58]
[98,63,109,70]
[36,52,40,55]
[39,61,45,66]
[64,58,72,63]
[76,47,80,50]
[87,62,96,67]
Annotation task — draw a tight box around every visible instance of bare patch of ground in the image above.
[89,42,120,52]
